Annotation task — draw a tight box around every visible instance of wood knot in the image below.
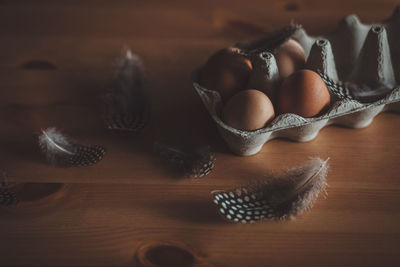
[136,241,212,267]
[0,183,71,208]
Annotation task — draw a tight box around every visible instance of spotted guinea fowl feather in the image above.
[105,48,150,132]
[0,172,18,205]
[39,127,105,167]
[212,157,329,223]
[318,71,353,100]
[155,142,216,178]
[0,187,18,206]
[318,71,393,103]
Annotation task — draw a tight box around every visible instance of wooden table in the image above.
[1,0,400,266]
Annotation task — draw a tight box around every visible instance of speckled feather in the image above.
[39,127,105,167]
[212,157,329,223]
[0,173,18,205]
[105,48,150,132]
[319,71,393,103]
[318,71,353,100]
[0,187,18,205]
[155,142,216,178]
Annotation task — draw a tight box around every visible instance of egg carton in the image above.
[193,7,400,156]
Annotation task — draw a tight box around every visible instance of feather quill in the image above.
[38,127,105,167]
[155,142,216,178]
[212,157,329,223]
[105,48,150,131]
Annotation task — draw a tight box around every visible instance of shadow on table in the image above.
[149,198,225,225]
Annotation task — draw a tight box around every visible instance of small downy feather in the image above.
[105,48,150,132]
[212,157,329,223]
[0,172,18,206]
[38,127,105,167]
[154,142,216,178]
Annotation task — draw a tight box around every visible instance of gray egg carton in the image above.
[193,7,400,156]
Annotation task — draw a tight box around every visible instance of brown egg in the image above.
[199,47,253,101]
[222,89,275,131]
[277,70,331,117]
[274,39,306,78]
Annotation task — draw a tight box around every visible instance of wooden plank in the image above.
[0,0,399,266]
[1,183,400,266]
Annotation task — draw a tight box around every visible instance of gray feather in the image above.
[105,48,149,131]
[0,172,18,205]
[212,157,329,223]
[39,127,75,165]
[319,71,392,103]
[155,142,216,178]
[38,127,105,167]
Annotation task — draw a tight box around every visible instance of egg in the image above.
[277,70,331,117]
[199,47,253,101]
[222,89,275,131]
[274,39,306,78]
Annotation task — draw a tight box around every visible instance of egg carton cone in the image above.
[193,7,400,156]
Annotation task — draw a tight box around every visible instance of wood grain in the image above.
[1,0,400,266]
